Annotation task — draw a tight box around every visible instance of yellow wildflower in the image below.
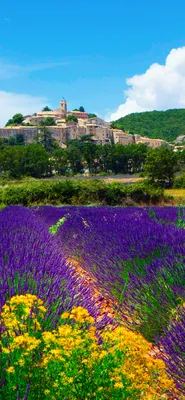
[2,347,10,354]
[38,305,47,313]
[61,311,70,319]
[18,359,25,366]
[6,366,15,373]
[114,382,124,389]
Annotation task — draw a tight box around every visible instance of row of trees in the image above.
[0,132,183,187]
[0,140,148,179]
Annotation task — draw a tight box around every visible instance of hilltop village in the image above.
[0,99,172,148]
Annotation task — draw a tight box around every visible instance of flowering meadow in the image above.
[1,205,185,398]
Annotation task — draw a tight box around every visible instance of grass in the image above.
[165,189,185,204]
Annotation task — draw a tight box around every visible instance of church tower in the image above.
[60,98,67,117]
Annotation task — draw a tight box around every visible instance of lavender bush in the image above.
[0,206,113,328]
[1,205,185,393]
[159,305,185,394]
[34,206,185,339]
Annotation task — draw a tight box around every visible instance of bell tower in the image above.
[60,98,67,117]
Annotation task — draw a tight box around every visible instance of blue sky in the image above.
[1,0,185,124]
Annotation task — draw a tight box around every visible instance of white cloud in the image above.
[0,91,47,126]
[109,46,185,121]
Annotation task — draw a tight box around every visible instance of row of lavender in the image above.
[1,205,185,393]
[0,206,113,330]
[34,205,185,393]
[35,206,185,333]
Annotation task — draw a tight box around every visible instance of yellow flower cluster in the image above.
[1,294,46,334]
[101,326,176,397]
[61,306,94,324]
[0,294,177,399]
[9,333,41,352]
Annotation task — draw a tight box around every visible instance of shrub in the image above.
[0,295,176,399]
[0,180,164,206]
[173,174,185,188]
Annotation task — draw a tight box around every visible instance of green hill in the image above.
[111,109,185,142]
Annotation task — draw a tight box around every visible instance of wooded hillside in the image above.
[111,109,185,142]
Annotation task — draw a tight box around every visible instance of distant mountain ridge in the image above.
[111,109,185,142]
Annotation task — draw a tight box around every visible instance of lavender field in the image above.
[1,205,185,397]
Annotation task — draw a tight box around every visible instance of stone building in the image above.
[67,110,88,120]
[0,126,38,143]
[134,134,166,148]
[24,99,68,125]
[0,98,169,148]
[113,130,134,145]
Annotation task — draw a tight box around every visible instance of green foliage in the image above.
[42,106,52,111]
[80,134,94,142]
[15,133,25,145]
[49,214,70,234]
[5,118,13,126]
[111,109,185,142]
[24,144,50,178]
[174,174,185,188]
[79,106,85,112]
[176,205,185,228]
[0,147,25,179]
[1,137,178,185]
[0,180,164,206]
[52,148,68,175]
[36,127,58,152]
[67,146,84,174]
[40,117,56,126]
[143,146,178,187]
[0,145,50,179]
[1,295,173,400]
[6,113,24,126]
[66,114,78,123]
[8,136,16,146]
[88,113,97,118]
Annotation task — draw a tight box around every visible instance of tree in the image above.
[52,149,68,175]
[7,134,25,146]
[15,134,25,146]
[36,127,58,153]
[42,106,52,111]
[12,114,24,125]
[88,113,97,119]
[98,144,113,173]
[5,119,13,127]
[0,138,8,150]
[6,114,24,126]
[8,136,16,146]
[40,117,56,126]
[79,106,85,112]
[66,115,78,123]
[0,146,26,178]
[82,143,99,173]
[67,147,83,174]
[80,134,94,142]
[24,144,50,178]
[143,145,178,187]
